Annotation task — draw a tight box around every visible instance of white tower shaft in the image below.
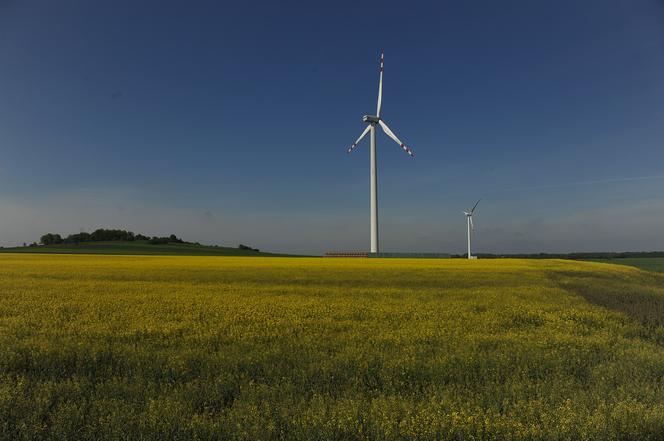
[467,216,472,259]
[370,125,378,253]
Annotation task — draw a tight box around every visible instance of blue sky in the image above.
[1,0,663,254]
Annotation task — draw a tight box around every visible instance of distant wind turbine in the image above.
[346,51,415,253]
[463,199,480,259]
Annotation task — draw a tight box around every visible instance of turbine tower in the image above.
[463,200,480,259]
[346,51,415,253]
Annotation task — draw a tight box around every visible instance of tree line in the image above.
[40,229,189,246]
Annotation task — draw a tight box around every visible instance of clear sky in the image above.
[1,0,663,254]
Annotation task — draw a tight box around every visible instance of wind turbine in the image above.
[346,51,415,253]
[463,199,480,259]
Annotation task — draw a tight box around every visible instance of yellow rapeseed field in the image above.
[1,254,664,440]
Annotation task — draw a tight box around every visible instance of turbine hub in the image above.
[362,115,380,124]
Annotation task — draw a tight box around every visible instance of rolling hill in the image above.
[0,241,294,257]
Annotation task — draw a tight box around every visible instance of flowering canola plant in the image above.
[1,254,663,440]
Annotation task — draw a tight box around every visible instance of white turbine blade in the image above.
[346,125,371,154]
[378,120,415,157]
[470,216,475,231]
[470,199,481,214]
[376,51,384,117]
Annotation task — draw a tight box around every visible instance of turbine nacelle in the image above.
[362,115,380,124]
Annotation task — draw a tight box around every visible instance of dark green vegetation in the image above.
[460,251,664,259]
[0,241,287,256]
[551,263,664,342]
[34,228,263,251]
[1,255,664,440]
[590,257,664,273]
[38,228,188,246]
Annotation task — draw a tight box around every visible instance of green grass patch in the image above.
[588,257,664,273]
[0,241,294,257]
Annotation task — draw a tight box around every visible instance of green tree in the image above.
[40,233,63,245]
